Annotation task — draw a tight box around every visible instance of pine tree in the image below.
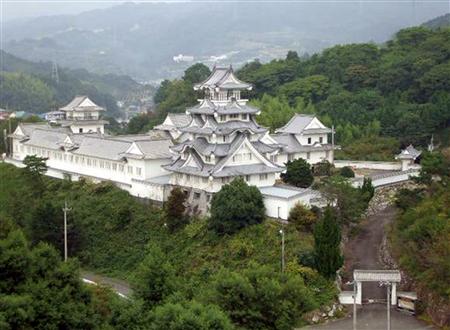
[313,207,343,278]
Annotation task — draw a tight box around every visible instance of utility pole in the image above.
[62,200,71,262]
[387,283,391,330]
[279,227,285,273]
[353,281,357,330]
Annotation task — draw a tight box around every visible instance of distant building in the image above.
[173,54,194,63]
[44,110,66,123]
[0,109,11,121]
[58,96,108,134]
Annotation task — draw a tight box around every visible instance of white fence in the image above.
[351,168,421,188]
[334,160,401,171]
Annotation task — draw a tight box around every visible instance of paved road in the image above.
[306,304,434,330]
[306,206,435,330]
[81,270,132,299]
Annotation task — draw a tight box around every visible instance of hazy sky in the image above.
[2,0,120,21]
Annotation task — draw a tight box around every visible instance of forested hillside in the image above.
[423,13,450,29]
[0,50,143,116]
[3,2,447,79]
[152,26,450,159]
[0,162,337,329]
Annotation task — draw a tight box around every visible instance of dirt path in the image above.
[306,204,435,329]
[341,206,398,301]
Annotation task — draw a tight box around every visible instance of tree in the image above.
[360,177,375,203]
[288,203,317,232]
[0,225,103,329]
[281,158,314,188]
[132,245,177,307]
[320,176,367,224]
[23,155,48,177]
[164,187,188,232]
[23,155,48,196]
[313,207,343,278]
[150,301,233,330]
[209,178,265,235]
[204,264,315,330]
[183,63,211,84]
[339,166,355,178]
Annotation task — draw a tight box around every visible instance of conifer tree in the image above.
[313,207,343,278]
[164,187,188,232]
[361,177,375,203]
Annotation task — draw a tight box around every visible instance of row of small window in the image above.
[212,91,241,101]
[218,114,248,122]
[25,146,142,176]
[288,152,310,161]
[176,173,269,184]
[232,152,252,162]
[307,137,324,144]
[220,173,268,184]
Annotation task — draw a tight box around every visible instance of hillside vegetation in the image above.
[152,26,450,160]
[0,162,336,329]
[0,50,143,115]
[390,150,450,326]
[3,2,447,79]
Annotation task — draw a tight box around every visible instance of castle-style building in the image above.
[8,67,337,219]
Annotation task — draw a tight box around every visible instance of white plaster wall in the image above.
[170,172,278,192]
[264,196,289,219]
[263,192,315,220]
[70,124,104,134]
[142,158,172,179]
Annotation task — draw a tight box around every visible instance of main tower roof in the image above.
[194,66,252,91]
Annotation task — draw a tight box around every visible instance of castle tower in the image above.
[59,96,108,134]
[164,66,284,208]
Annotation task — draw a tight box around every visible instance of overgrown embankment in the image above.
[389,184,450,327]
[0,162,337,329]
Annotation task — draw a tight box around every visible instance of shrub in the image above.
[204,264,315,330]
[150,301,233,330]
[209,178,265,235]
[313,160,333,176]
[288,203,317,232]
[281,158,314,188]
[340,166,355,178]
[132,245,177,307]
[360,177,375,203]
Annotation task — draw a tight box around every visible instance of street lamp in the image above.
[62,200,71,262]
[346,280,357,330]
[279,228,285,273]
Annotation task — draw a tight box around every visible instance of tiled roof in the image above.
[271,134,334,153]
[187,99,260,115]
[134,139,173,159]
[194,66,252,90]
[259,185,311,199]
[213,164,283,177]
[22,128,68,150]
[59,96,105,112]
[275,114,315,134]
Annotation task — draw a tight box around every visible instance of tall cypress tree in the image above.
[313,206,343,278]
